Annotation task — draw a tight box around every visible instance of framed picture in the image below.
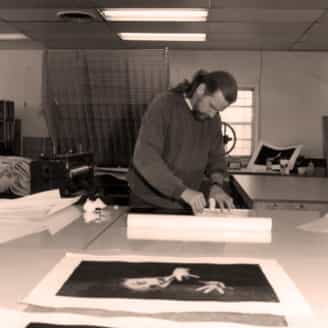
[247,142,303,171]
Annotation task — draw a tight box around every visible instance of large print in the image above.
[58,260,278,303]
[24,254,311,322]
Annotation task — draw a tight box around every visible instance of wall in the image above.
[170,50,328,157]
[260,52,328,157]
[1,49,328,157]
[0,50,47,138]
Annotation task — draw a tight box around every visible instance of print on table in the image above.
[57,261,279,302]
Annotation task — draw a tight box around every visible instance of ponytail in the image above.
[170,69,238,104]
[170,69,208,97]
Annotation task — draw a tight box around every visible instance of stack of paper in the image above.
[4,307,319,328]
[127,210,272,243]
[0,308,216,328]
[0,189,81,244]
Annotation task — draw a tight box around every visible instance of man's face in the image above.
[193,89,230,121]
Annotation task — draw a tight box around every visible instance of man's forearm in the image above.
[133,145,187,200]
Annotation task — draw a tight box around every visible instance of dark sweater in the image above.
[128,92,226,209]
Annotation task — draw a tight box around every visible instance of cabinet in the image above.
[0,100,15,154]
[231,174,328,214]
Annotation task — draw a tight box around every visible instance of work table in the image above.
[0,206,327,326]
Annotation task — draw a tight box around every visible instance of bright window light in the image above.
[101,8,208,22]
[118,33,206,42]
[221,89,255,157]
[0,33,28,40]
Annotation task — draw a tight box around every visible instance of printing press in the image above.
[30,152,94,197]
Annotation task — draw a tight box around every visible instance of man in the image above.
[128,70,238,214]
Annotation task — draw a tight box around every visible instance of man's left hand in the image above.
[209,184,235,211]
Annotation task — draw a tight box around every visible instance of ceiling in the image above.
[1,0,328,51]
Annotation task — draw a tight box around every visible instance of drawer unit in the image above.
[253,201,328,213]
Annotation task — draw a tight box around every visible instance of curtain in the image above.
[43,49,169,166]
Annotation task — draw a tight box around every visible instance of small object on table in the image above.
[83,197,107,213]
[209,197,216,210]
[83,197,107,223]
[279,159,290,175]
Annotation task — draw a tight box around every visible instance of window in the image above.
[220,89,255,157]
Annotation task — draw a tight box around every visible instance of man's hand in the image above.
[209,184,235,211]
[181,188,206,214]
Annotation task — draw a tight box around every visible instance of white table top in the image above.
[0,207,327,326]
[232,175,328,203]
[0,206,124,250]
[88,208,328,324]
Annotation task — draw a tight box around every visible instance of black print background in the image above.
[57,261,279,302]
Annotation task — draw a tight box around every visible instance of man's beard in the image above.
[192,108,210,121]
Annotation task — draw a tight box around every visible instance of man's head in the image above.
[185,70,238,120]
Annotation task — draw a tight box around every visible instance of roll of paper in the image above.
[127,227,272,243]
[127,211,272,233]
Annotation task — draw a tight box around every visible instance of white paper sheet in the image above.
[127,212,272,232]
[0,206,81,244]
[298,213,328,233]
[23,253,311,319]
[201,209,252,216]
[0,190,81,243]
[0,307,303,328]
[45,205,82,235]
[0,189,80,220]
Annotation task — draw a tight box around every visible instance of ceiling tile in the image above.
[0,0,210,9]
[10,21,113,36]
[0,8,102,21]
[41,38,124,49]
[0,0,326,51]
[122,39,293,50]
[207,22,310,35]
[207,33,298,43]
[208,9,323,22]
[211,0,328,10]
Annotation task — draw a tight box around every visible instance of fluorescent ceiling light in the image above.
[101,8,208,22]
[118,33,206,42]
[0,33,28,40]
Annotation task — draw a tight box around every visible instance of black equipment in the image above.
[30,152,94,197]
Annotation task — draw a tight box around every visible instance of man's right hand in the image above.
[180,188,206,214]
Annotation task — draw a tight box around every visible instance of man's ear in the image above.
[195,83,206,97]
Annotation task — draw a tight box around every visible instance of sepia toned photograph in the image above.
[0,2,327,328]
